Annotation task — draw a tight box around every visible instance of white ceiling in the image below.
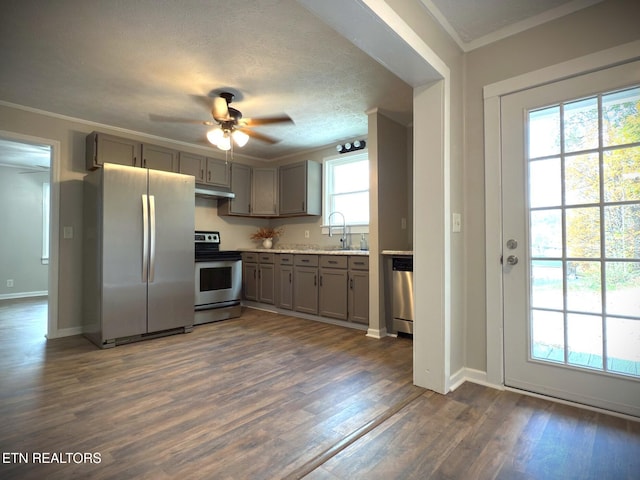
[0,0,603,167]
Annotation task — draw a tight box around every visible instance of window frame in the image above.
[322,150,370,231]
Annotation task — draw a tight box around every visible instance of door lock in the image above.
[506,239,518,250]
[506,255,519,266]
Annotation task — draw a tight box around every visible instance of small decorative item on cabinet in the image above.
[250,226,284,249]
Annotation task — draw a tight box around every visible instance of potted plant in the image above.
[250,226,284,249]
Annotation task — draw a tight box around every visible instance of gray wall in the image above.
[0,166,49,297]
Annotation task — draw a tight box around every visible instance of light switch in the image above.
[452,213,462,233]
[63,226,73,239]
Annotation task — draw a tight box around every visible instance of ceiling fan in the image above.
[150,91,293,151]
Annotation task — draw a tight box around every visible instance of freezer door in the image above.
[147,169,195,332]
[101,163,149,339]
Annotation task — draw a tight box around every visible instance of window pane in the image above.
[332,192,369,225]
[605,262,640,317]
[531,260,563,310]
[530,209,562,257]
[567,261,602,313]
[332,160,368,194]
[567,313,603,369]
[602,87,640,147]
[565,153,599,205]
[529,158,561,207]
[529,106,560,158]
[606,317,640,376]
[566,207,601,258]
[604,205,640,259]
[603,146,640,203]
[564,97,599,153]
[531,309,565,363]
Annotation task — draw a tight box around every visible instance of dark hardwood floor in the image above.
[1,297,638,479]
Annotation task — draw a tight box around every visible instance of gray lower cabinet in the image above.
[242,252,275,304]
[319,256,348,320]
[277,255,294,310]
[348,256,370,325]
[294,255,319,314]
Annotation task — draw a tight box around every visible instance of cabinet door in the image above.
[349,270,369,325]
[277,265,294,310]
[228,163,252,215]
[259,263,275,304]
[319,268,348,320]
[294,266,318,314]
[206,157,231,188]
[178,152,206,182]
[252,167,278,216]
[243,262,258,301]
[142,144,178,172]
[279,162,306,215]
[87,132,141,169]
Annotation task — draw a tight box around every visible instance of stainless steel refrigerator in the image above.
[83,163,195,348]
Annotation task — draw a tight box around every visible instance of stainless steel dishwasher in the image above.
[391,256,414,334]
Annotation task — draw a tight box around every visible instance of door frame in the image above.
[0,129,60,339]
[483,40,640,390]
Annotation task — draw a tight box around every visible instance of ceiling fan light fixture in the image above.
[206,127,224,145]
[232,129,249,147]
[217,134,232,151]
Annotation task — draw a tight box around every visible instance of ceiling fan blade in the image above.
[238,127,279,145]
[189,94,214,111]
[149,114,214,126]
[241,114,294,127]
[213,97,230,121]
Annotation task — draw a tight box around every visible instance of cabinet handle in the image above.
[208,170,211,182]
[314,275,317,286]
[350,278,354,289]
[301,259,309,263]
[143,158,147,168]
[329,260,337,264]
[302,201,305,211]
[254,270,256,279]
[355,261,364,265]
[201,169,204,179]
[133,157,137,167]
[319,276,323,287]
[289,272,292,283]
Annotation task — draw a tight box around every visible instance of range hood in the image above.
[195,186,235,199]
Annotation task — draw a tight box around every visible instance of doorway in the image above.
[500,61,640,417]
[0,134,55,339]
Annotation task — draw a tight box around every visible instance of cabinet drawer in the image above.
[294,254,319,267]
[258,253,275,264]
[319,255,348,269]
[348,256,369,270]
[278,254,294,265]
[242,252,258,263]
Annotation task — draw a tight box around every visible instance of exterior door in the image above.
[501,61,640,417]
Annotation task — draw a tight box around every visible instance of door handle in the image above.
[142,194,148,282]
[148,195,156,282]
[506,255,519,266]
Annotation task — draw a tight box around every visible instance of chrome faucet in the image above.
[328,211,348,250]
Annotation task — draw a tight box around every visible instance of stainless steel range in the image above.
[194,231,242,325]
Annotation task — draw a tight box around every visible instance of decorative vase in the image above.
[262,238,273,249]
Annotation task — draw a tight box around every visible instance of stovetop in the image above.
[195,231,241,262]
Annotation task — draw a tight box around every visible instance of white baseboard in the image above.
[46,326,83,339]
[0,291,48,301]
[449,367,504,392]
[366,327,387,339]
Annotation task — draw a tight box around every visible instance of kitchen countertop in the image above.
[238,247,369,256]
[381,250,414,256]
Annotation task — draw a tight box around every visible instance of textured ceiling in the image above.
[0,0,413,161]
[0,0,605,165]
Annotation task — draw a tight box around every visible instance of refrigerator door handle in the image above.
[149,195,156,283]
[142,194,149,282]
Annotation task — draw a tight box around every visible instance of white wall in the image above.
[0,166,49,297]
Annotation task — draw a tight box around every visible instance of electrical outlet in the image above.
[401,218,407,230]
[452,213,462,233]
[63,226,73,239]
[304,230,310,238]
[7,279,14,288]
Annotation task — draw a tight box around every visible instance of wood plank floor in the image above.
[1,298,639,479]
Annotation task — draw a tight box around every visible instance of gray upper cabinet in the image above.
[179,153,231,188]
[278,160,322,216]
[252,167,278,216]
[86,132,141,170]
[220,163,252,215]
[86,132,177,173]
[141,144,178,172]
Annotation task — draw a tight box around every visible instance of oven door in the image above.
[195,260,242,309]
